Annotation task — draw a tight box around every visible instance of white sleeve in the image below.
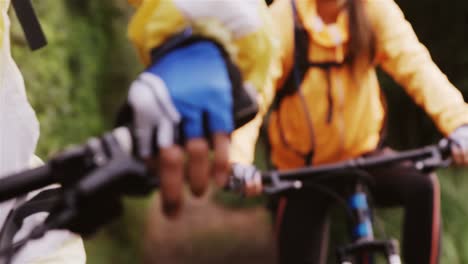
[0,1,39,178]
[0,4,85,263]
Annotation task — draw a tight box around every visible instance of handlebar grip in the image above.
[0,165,53,202]
[438,138,452,158]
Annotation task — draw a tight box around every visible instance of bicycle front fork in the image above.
[336,239,402,264]
[338,182,402,264]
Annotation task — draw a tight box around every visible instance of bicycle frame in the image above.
[336,175,402,264]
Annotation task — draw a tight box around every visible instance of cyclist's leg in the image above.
[365,148,440,264]
[270,190,331,264]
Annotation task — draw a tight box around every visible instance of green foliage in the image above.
[438,169,468,264]
[11,0,139,158]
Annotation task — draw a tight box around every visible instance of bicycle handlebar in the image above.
[230,139,452,194]
[263,139,451,183]
[0,165,53,202]
[0,127,135,203]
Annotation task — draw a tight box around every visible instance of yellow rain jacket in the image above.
[127,0,276,94]
[231,0,468,169]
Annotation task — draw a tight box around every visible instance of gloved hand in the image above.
[126,41,235,218]
[449,125,468,166]
[230,163,263,197]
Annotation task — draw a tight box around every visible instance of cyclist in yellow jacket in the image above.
[230,0,468,263]
[0,1,85,263]
[125,0,276,217]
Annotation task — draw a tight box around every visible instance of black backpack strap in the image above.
[260,0,314,169]
[287,1,346,123]
[291,0,311,87]
[377,90,389,148]
[11,0,47,51]
[269,0,309,112]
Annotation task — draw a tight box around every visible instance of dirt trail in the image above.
[143,190,276,264]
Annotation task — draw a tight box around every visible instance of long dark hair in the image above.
[346,0,376,67]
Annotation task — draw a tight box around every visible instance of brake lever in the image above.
[227,165,302,196]
[263,171,302,195]
[415,138,452,172]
